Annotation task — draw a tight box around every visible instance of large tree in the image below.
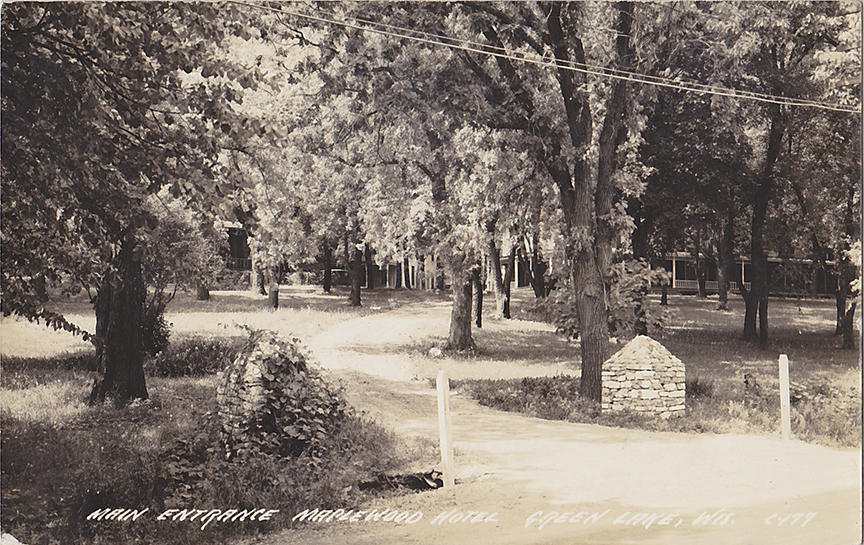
[418,2,648,400]
[1,3,255,402]
[704,2,859,347]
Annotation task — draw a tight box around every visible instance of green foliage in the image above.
[142,301,172,358]
[455,376,597,422]
[143,193,228,300]
[607,259,669,338]
[1,3,252,321]
[535,260,668,340]
[149,337,243,378]
[791,381,862,446]
[255,361,350,460]
[219,331,351,461]
[1,366,410,545]
[686,376,715,399]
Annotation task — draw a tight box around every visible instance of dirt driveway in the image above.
[255,302,862,545]
[2,295,859,545]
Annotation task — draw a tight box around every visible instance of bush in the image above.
[456,376,590,421]
[142,300,172,357]
[1,364,412,545]
[686,376,715,399]
[149,337,243,378]
[217,330,351,460]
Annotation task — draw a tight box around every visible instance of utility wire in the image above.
[230,0,861,114]
[339,8,848,109]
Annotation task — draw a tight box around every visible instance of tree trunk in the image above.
[842,302,857,349]
[744,105,784,348]
[365,245,377,290]
[196,283,210,301]
[254,265,267,296]
[501,249,515,319]
[695,232,707,298]
[487,236,508,319]
[268,268,279,309]
[445,254,475,351]
[350,245,363,307]
[758,293,768,347]
[529,235,547,298]
[715,254,728,310]
[403,257,412,289]
[835,290,846,335]
[660,284,668,306]
[543,2,617,403]
[572,249,609,402]
[323,241,332,293]
[594,2,635,287]
[89,232,148,404]
[472,265,483,329]
[633,282,649,337]
[716,212,735,311]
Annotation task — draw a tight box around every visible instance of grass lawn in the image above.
[0,286,859,545]
[465,292,861,448]
[0,285,444,545]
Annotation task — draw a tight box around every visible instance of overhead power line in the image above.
[230,0,861,114]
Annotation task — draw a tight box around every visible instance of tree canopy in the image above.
[2,1,859,403]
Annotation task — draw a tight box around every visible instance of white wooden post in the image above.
[779,354,791,440]
[437,370,455,488]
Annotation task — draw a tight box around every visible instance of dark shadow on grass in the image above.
[472,328,576,364]
[348,327,578,367]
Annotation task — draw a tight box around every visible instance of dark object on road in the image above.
[359,470,443,491]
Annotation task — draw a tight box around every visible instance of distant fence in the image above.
[226,257,252,271]
[672,279,750,292]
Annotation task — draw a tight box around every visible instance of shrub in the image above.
[456,376,587,421]
[686,376,715,399]
[1,360,415,545]
[149,337,243,378]
[217,330,351,460]
[530,260,669,339]
[142,299,171,357]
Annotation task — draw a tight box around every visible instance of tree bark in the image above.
[544,3,616,402]
[254,265,267,296]
[743,106,784,348]
[633,281,649,337]
[89,232,148,404]
[594,2,635,286]
[501,249,515,319]
[196,283,210,301]
[365,245,377,290]
[322,241,332,293]
[487,234,509,319]
[842,302,857,349]
[472,265,483,329]
[350,245,363,307]
[445,254,475,351]
[715,252,729,310]
[695,231,707,298]
[715,211,735,311]
[529,234,547,298]
[518,236,547,299]
[835,289,846,335]
[268,267,279,309]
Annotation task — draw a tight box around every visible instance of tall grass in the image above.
[1,360,420,545]
[459,295,861,449]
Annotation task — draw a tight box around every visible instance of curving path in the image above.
[264,303,863,545]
